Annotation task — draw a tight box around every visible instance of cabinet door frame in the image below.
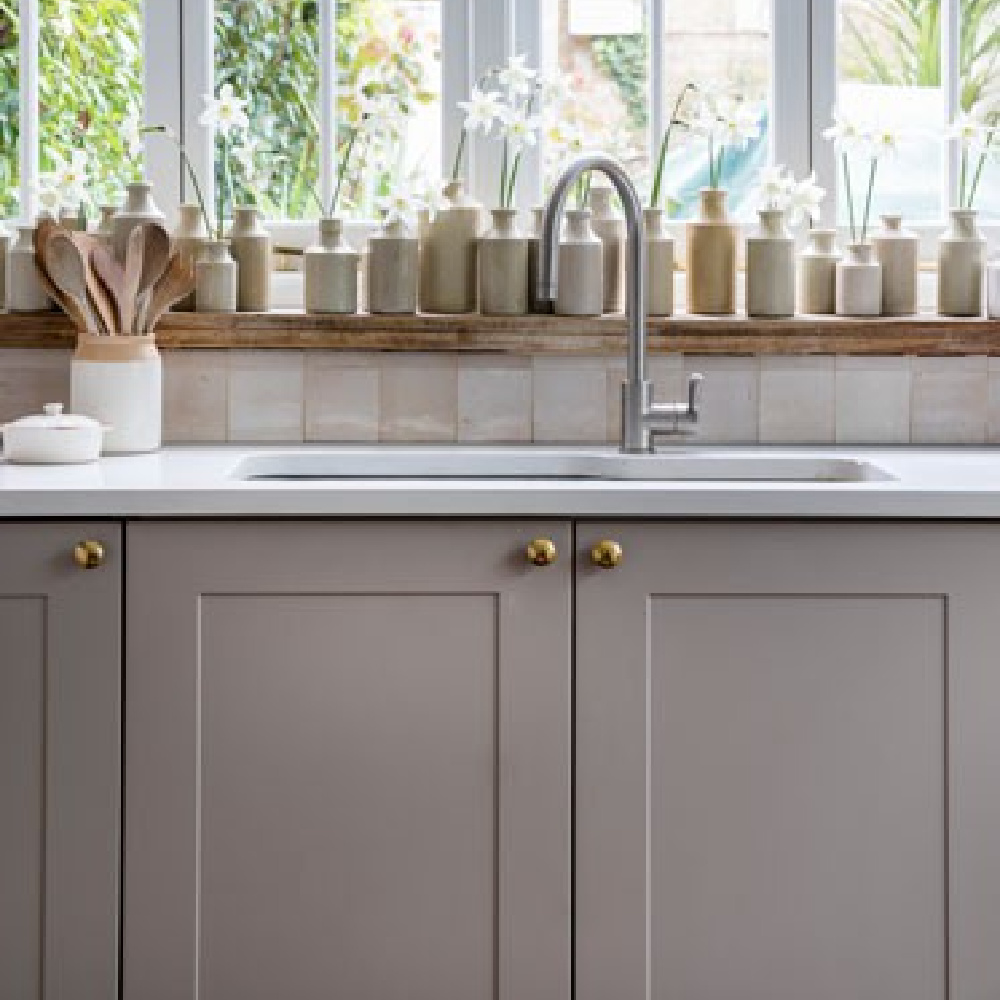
[575,520,1000,1000]
[124,518,572,1000]
[0,521,121,1000]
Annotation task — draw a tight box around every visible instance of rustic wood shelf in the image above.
[3,309,1000,356]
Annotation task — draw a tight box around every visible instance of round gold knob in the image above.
[73,540,105,570]
[591,539,623,569]
[526,538,558,566]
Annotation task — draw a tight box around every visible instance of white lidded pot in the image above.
[2,403,108,464]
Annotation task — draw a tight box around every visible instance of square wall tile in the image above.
[835,356,911,445]
[380,354,457,442]
[305,353,380,442]
[759,356,835,444]
[163,350,229,442]
[458,356,532,442]
[911,356,987,444]
[0,349,71,422]
[985,358,1000,443]
[683,355,759,444]
[228,351,304,442]
[533,356,607,443]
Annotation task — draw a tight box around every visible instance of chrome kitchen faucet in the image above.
[537,155,702,453]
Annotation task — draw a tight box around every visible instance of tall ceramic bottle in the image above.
[8,226,51,312]
[589,184,625,312]
[479,208,528,315]
[419,180,482,313]
[195,240,238,312]
[988,258,1000,319]
[686,187,736,315]
[836,243,881,316]
[798,229,839,314]
[555,209,603,317]
[228,206,272,312]
[873,214,918,315]
[368,218,419,314]
[746,208,794,318]
[643,207,674,317]
[304,217,359,314]
[112,182,165,262]
[172,204,209,312]
[938,208,985,316]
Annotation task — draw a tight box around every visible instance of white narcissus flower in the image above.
[374,185,427,230]
[717,99,761,149]
[497,104,540,154]
[538,69,572,109]
[51,149,90,206]
[946,112,987,146]
[753,164,792,210]
[866,126,898,158]
[497,54,537,98]
[360,92,406,138]
[33,175,63,214]
[458,87,504,136]
[199,83,249,135]
[123,112,145,159]
[823,106,865,150]
[788,170,825,225]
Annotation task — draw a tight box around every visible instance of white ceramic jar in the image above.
[478,208,528,315]
[112,182,165,263]
[418,180,483,313]
[368,218,419,314]
[873,214,919,315]
[836,242,882,317]
[644,207,674,317]
[555,209,603,317]
[8,225,52,312]
[2,403,107,464]
[304,217,359,314]
[195,240,239,313]
[988,261,1000,319]
[589,184,625,313]
[172,204,208,311]
[228,206,272,312]
[938,208,985,317]
[746,208,794,318]
[798,229,840,315]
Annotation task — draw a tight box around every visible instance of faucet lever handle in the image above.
[686,373,704,417]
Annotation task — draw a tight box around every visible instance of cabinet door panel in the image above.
[576,523,1000,1000]
[0,523,121,1000]
[125,521,571,1000]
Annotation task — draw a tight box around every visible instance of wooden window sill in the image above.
[2,310,1000,356]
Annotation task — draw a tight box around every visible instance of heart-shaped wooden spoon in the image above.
[68,232,118,336]
[44,230,99,335]
[142,252,197,333]
[133,223,172,333]
[119,224,147,336]
[90,241,127,335]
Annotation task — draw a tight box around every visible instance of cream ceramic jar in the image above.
[2,403,107,464]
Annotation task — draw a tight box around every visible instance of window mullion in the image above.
[649,0,663,191]
[144,0,183,215]
[513,0,541,209]
[318,0,335,214]
[442,0,472,192]
[808,0,837,228]
[942,0,960,214]
[470,0,514,207]
[771,0,810,179]
[181,0,214,225]
[19,0,38,221]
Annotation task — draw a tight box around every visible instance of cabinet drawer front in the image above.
[124,521,571,1000]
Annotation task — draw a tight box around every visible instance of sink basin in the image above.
[232,450,894,483]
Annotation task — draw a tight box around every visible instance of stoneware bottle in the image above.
[112,181,165,263]
[479,208,528,315]
[0,221,11,311]
[8,225,51,312]
[526,206,547,313]
[195,239,239,313]
[304,217,359,314]
[71,336,162,453]
[555,208,604,317]
[228,206,272,312]
[419,179,482,313]
[172,204,208,312]
[368,218,418,314]
[644,207,674,317]
[798,229,839,314]
[686,187,737,315]
[95,205,119,248]
[988,260,1000,319]
[589,183,625,313]
[938,208,985,317]
[58,207,86,232]
[836,242,882,317]
[873,213,918,316]
[746,208,794,318]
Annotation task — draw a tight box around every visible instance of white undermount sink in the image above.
[231,449,894,483]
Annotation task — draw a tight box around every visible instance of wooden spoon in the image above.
[119,224,147,337]
[142,252,197,333]
[90,241,127,335]
[133,223,172,333]
[68,232,118,337]
[44,231,100,335]
[33,217,71,313]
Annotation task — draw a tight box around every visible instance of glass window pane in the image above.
[836,0,943,225]
[0,3,17,218]
[960,0,1000,219]
[39,0,142,217]
[661,0,771,220]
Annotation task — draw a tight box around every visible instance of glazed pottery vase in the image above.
[172,204,209,312]
[8,225,51,312]
[644,207,674,317]
[746,208,794,318]
[873,213,918,315]
[0,222,11,310]
[589,184,625,312]
[836,242,882,317]
[368,218,418,314]
[418,179,482,313]
[478,208,528,315]
[71,336,162,453]
[555,209,603,317]
[798,229,839,315]
[195,239,238,313]
[987,261,1000,319]
[938,208,985,317]
[228,205,272,312]
[111,181,165,263]
[304,217,359,314]
[686,187,737,315]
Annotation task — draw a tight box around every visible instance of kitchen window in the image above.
[2,0,998,255]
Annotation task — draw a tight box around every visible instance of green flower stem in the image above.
[716,146,725,189]
[450,129,467,183]
[650,84,694,209]
[506,149,522,208]
[707,132,715,187]
[859,156,878,243]
[959,145,968,209]
[329,127,359,217]
[145,126,213,242]
[218,135,230,240]
[966,129,995,210]
[842,151,856,244]
[499,138,509,209]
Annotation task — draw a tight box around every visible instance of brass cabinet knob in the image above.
[591,539,623,569]
[526,538,558,566]
[73,540,105,570]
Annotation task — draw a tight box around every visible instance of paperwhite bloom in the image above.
[123,112,145,159]
[537,69,572,109]
[946,111,988,146]
[753,164,792,210]
[33,176,63,215]
[497,54,537,98]
[716,98,761,149]
[497,104,540,154]
[359,91,406,138]
[788,171,825,225]
[51,149,89,207]
[865,126,898,158]
[458,87,504,136]
[541,118,583,154]
[199,83,249,135]
[374,185,426,230]
[822,107,865,150]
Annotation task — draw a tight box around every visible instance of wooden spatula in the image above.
[68,232,118,336]
[33,217,71,313]
[90,241,127,335]
[119,224,147,336]
[133,223,171,333]
[44,231,100,335]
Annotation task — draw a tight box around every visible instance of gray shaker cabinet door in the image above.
[576,522,1000,1000]
[124,520,571,1000]
[0,522,121,1000]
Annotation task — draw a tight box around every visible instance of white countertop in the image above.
[3,444,1000,518]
